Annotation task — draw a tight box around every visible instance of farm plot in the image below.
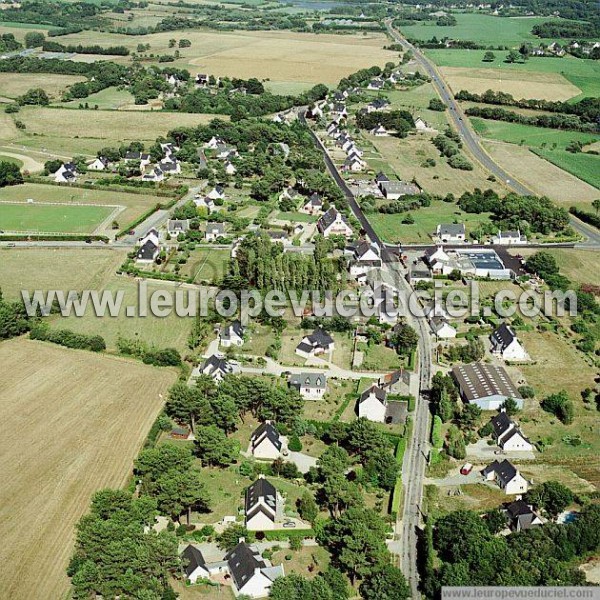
[0,201,115,234]
[0,247,127,299]
[54,29,395,86]
[180,248,231,283]
[15,107,220,155]
[0,337,177,600]
[0,73,86,100]
[0,183,168,232]
[482,141,600,206]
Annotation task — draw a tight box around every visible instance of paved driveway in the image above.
[467,439,536,462]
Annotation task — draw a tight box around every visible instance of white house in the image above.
[206,185,226,200]
[367,78,385,90]
[378,180,420,199]
[205,222,226,241]
[195,195,216,213]
[343,156,364,172]
[370,124,389,137]
[358,384,405,424]
[204,136,225,149]
[505,500,543,532]
[136,239,159,264]
[490,323,528,361]
[436,223,466,243]
[245,476,284,531]
[415,117,436,132]
[250,422,283,460]
[53,162,78,183]
[301,193,323,215]
[288,372,327,400]
[220,320,244,347]
[490,412,534,452]
[349,240,382,278]
[199,354,236,383]
[493,229,527,245]
[167,219,190,237]
[225,161,237,175]
[295,328,335,358]
[181,545,211,583]
[142,166,164,182]
[430,316,457,339]
[317,205,353,238]
[482,459,529,495]
[88,156,109,171]
[224,541,284,598]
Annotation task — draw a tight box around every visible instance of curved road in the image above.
[385,20,600,249]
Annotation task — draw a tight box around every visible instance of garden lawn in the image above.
[0,202,113,233]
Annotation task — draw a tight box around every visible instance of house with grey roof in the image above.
[295,328,335,358]
[358,384,405,424]
[136,239,159,264]
[436,223,466,243]
[220,320,245,348]
[379,180,421,200]
[205,222,226,242]
[301,192,323,215]
[493,229,527,246]
[245,476,284,531]
[317,205,353,238]
[490,323,528,361]
[489,412,533,452]
[250,422,283,460]
[181,545,211,583]
[167,219,190,237]
[482,459,529,495]
[288,372,327,400]
[199,354,237,383]
[505,499,543,531]
[452,363,523,411]
[224,541,284,598]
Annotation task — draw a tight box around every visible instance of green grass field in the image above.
[399,13,554,46]
[0,202,113,233]
[470,117,600,148]
[0,155,23,168]
[426,50,600,98]
[58,87,136,110]
[533,148,600,190]
[274,211,317,223]
[181,248,231,283]
[367,201,492,244]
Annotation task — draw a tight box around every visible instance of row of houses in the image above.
[434,223,527,245]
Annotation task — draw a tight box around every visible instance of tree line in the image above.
[41,40,130,55]
[464,105,598,134]
[356,109,415,137]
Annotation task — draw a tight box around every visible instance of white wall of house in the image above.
[246,510,276,531]
[501,432,534,452]
[236,570,275,598]
[504,473,529,495]
[358,396,386,423]
[252,440,281,460]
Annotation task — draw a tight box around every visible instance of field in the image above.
[0,183,169,231]
[0,247,127,299]
[59,87,137,110]
[471,118,599,149]
[0,73,86,100]
[426,51,600,99]
[0,201,115,233]
[365,134,506,197]
[14,107,220,155]
[399,14,555,47]
[515,248,599,286]
[0,337,177,600]
[533,148,600,190]
[478,142,600,204]
[179,248,231,283]
[367,200,492,244]
[52,29,396,87]
[441,67,580,101]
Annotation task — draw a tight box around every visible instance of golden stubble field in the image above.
[440,66,581,101]
[0,338,178,600]
[54,29,396,86]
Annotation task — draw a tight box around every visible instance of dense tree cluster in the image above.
[427,503,600,593]
[68,489,178,599]
[30,324,106,352]
[42,40,130,55]
[0,33,22,53]
[0,289,32,339]
[0,160,24,187]
[356,110,415,136]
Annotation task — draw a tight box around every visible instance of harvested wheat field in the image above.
[441,67,580,101]
[0,73,86,100]
[482,140,600,206]
[0,338,177,600]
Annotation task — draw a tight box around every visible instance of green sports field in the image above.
[0,202,114,234]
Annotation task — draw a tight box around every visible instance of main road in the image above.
[384,20,600,250]
[303,111,432,596]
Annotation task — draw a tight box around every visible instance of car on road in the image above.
[283,521,296,528]
[7,242,16,247]
[460,463,473,475]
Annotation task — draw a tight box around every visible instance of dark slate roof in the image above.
[370,98,390,109]
[137,239,158,261]
[181,545,206,578]
[307,328,334,348]
[490,411,513,438]
[251,422,282,451]
[375,171,389,183]
[245,478,277,515]
[483,459,517,485]
[491,323,517,351]
[506,499,533,518]
[124,151,141,160]
[296,341,314,354]
[355,240,380,260]
[168,219,189,232]
[501,427,530,446]
[225,542,266,591]
[438,223,466,236]
[360,384,387,403]
[221,319,244,340]
[380,369,410,388]
[307,192,322,206]
[318,206,350,231]
[202,354,232,376]
[289,372,327,389]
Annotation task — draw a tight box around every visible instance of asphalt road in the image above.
[384,20,600,250]
[303,109,433,595]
